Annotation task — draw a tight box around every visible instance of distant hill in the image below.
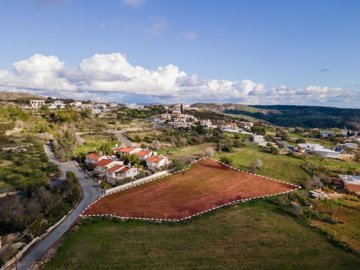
[191,103,360,130]
[0,91,45,101]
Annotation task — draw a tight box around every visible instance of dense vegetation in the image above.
[0,136,60,193]
[0,171,81,238]
[224,105,360,129]
[118,105,166,119]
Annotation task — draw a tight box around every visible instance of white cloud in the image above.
[121,0,145,7]
[0,54,74,91]
[147,16,168,36]
[0,52,358,107]
[182,31,198,41]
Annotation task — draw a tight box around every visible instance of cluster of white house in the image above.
[221,122,253,133]
[27,99,120,114]
[125,103,145,110]
[29,100,65,110]
[160,112,218,129]
[85,147,170,184]
[160,106,254,132]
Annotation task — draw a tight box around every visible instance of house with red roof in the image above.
[113,146,141,155]
[94,159,124,176]
[146,155,170,170]
[105,164,139,184]
[136,149,153,160]
[85,153,107,165]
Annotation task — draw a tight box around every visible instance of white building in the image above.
[94,159,124,176]
[113,146,142,155]
[298,143,340,158]
[146,155,170,170]
[136,149,153,160]
[221,123,239,132]
[320,130,335,138]
[29,100,45,109]
[49,100,65,109]
[200,119,217,129]
[81,103,94,109]
[69,101,83,109]
[252,135,268,147]
[238,121,254,130]
[126,103,144,110]
[344,143,358,150]
[85,153,107,165]
[168,114,197,128]
[106,164,139,184]
[161,113,172,121]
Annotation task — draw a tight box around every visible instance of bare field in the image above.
[83,158,296,220]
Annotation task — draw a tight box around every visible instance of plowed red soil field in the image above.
[83,158,296,220]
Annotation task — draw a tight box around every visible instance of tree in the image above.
[99,142,113,155]
[171,158,188,172]
[233,139,244,148]
[54,125,77,161]
[123,154,141,166]
[251,125,266,135]
[296,138,306,144]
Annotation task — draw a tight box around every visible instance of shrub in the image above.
[219,156,232,165]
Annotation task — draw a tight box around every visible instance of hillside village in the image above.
[0,93,360,269]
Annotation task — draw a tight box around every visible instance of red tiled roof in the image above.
[107,164,124,173]
[95,159,113,167]
[87,153,101,160]
[137,150,152,157]
[119,166,130,173]
[345,183,360,193]
[114,147,135,153]
[147,155,163,163]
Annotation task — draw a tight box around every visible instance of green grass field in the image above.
[158,143,216,159]
[46,201,360,270]
[214,145,310,183]
[305,156,360,175]
[75,135,117,156]
[288,132,304,139]
[223,131,252,140]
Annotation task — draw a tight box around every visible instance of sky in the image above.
[0,0,359,107]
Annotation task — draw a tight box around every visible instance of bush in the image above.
[219,156,232,165]
[100,181,112,190]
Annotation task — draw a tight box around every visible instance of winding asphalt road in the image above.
[17,145,101,270]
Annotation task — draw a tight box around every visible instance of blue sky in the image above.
[0,0,359,107]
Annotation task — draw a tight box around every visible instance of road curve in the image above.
[17,145,101,270]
